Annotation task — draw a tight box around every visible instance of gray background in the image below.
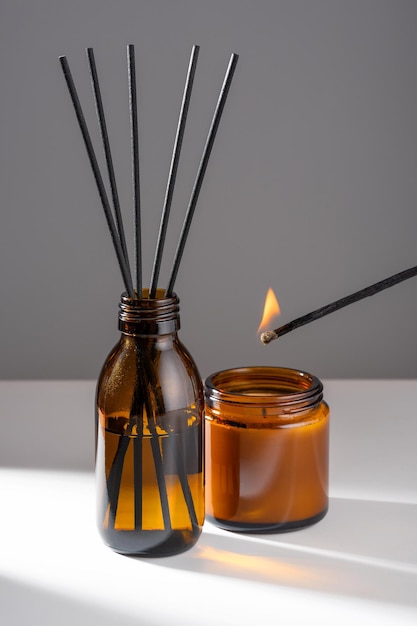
[1,0,416,381]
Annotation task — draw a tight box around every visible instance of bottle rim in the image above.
[118,289,180,335]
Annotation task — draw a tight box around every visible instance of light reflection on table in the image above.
[0,380,416,625]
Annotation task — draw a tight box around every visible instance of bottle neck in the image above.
[118,289,180,337]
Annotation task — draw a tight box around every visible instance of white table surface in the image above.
[0,379,416,625]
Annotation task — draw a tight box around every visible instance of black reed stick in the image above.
[59,55,135,298]
[260,265,417,344]
[141,358,180,532]
[165,53,239,297]
[132,380,143,531]
[86,47,131,270]
[175,433,198,527]
[142,336,199,531]
[147,409,172,531]
[107,420,134,529]
[149,45,200,298]
[127,44,142,297]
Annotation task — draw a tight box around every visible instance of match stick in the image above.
[261,265,417,344]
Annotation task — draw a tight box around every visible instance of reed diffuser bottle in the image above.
[61,44,238,555]
[96,289,204,556]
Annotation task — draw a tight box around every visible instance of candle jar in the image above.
[205,366,329,532]
[96,289,204,556]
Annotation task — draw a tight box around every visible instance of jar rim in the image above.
[204,366,324,409]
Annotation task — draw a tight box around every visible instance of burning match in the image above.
[260,264,417,345]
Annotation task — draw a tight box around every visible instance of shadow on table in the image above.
[147,496,417,609]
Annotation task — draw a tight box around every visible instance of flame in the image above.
[257,288,280,334]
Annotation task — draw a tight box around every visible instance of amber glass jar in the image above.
[96,289,204,556]
[205,366,329,532]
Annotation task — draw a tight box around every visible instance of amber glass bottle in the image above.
[96,289,204,556]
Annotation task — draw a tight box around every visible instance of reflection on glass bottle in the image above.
[96,289,204,556]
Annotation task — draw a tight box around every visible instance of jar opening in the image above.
[205,366,323,410]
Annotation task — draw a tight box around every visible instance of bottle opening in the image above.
[118,290,180,335]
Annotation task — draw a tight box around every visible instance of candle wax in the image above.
[205,404,329,528]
